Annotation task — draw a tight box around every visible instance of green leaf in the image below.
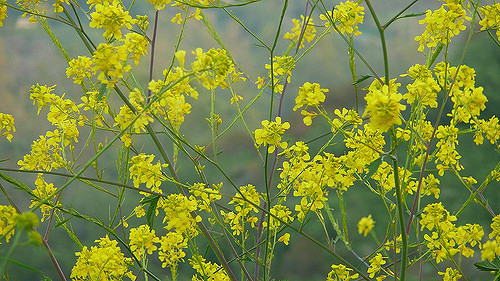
[146,196,159,228]
[54,216,74,229]
[98,84,107,101]
[0,172,31,192]
[351,75,372,86]
[475,255,500,273]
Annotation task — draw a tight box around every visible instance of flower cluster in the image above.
[71,235,134,280]
[294,82,329,126]
[0,113,15,142]
[363,80,406,132]
[221,184,261,235]
[30,174,58,222]
[0,205,17,244]
[89,0,137,39]
[284,15,316,49]
[129,224,160,259]
[320,1,364,36]
[357,215,374,236]
[128,153,168,193]
[0,3,7,27]
[402,64,439,108]
[190,255,230,281]
[192,47,235,90]
[254,116,290,153]
[263,55,295,93]
[479,4,500,41]
[160,193,201,236]
[326,264,359,281]
[415,3,470,52]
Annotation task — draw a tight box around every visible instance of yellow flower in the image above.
[145,0,171,10]
[158,232,187,268]
[66,56,93,85]
[284,15,316,48]
[192,47,234,90]
[128,153,168,193]
[190,255,231,281]
[367,253,386,278]
[278,233,290,245]
[479,4,500,41]
[129,225,160,259]
[294,82,328,111]
[438,268,461,281]
[92,43,131,87]
[122,33,149,65]
[254,116,290,153]
[357,214,375,236]
[30,175,58,222]
[0,113,15,142]
[326,264,359,281]
[264,55,295,93]
[363,83,406,132]
[0,4,8,27]
[89,0,137,39]
[0,205,17,244]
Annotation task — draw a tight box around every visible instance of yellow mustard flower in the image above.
[278,233,290,245]
[479,4,500,41]
[254,116,290,153]
[0,113,15,142]
[438,268,461,281]
[30,175,58,222]
[158,231,187,268]
[367,253,386,278]
[89,0,137,39]
[0,205,17,244]
[326,263,359,281]
[284,15,316,49]
[357,214,375,236]
[190,255,231,281]
[128,153,168,193]
[363,83,406,132]
[0,3,7,27]
[129,224,160,259]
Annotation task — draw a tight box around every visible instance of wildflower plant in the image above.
[0,0,499,281]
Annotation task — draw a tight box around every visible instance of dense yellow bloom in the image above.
[0,205,17,244]
[402,64,439,108]
[254,117,290,153]
[30,175,58,222]
[473,116,500,148]
[161,193,201,236]
[284,15,316,48]
[92,43,131,87]
[367,253,386,278]
[415,3,470,52]
[267,204,292,230]
[190,255,231,281]
[0,3,7,27]
[221,184,260,235]
[331,0,365,36]
[420,202,456,231]
[435,124,462,175]
[158,231,187,268]
[357,215,375,236]
[71,235,134,280]
[264,55,295,93]
[18,131,66,171]
[481,240,500,261]
[364,83,406,132]
[0,113,15,142]
[66,56,93,85]
[438,268,461,281]
[145,0,171,10]
[278,233,290,245]
[490,214,500,240]
[326,264,359,281]
[128,153,168,193]
[192,47,234,90]
[89,0,136,39]
[123,33,149,65]
[294,82,328,125]
[129,225,160,259]
[479,4,500,41]
[344,124,385,173]
[190,182,222,212]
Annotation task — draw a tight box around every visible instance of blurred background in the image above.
[0,0,499,280]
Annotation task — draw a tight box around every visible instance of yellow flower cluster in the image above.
[192,47,235,90]
[435,124,462,176]
[30,174,58,222]
[371,161,417,195]
[479,4,500,41]
[128,153,168,193]
[190,182,222,212]
[221,184,261,235]
[92,43,132,88]
[71,235,134,280]
[439,268,462,281]
[254,116,290,153]
[421,203,484,263]
[145,0,170,10]
[0,205,17,244]
[344,124,386,173]
[481,214,500,261]
[402,64,439,108]
[363,79,406,132]
[357,214,374,236]
[473,116,500,149]
[17,130,67,171]
[263,55,295,93]
[327,264,359,281]
[414,3,470,52]
[333,0,364,36]
[284,15,316,49]
[294,82,329,126]
[89,0,137,39]
[367,253,388,279]
[160,193,201,236]
[129,224,160,259]
[190,255,230,281]
[267,204,293,230]
[158,231,187,269]
[0,3,7,27]
[0,113,15,142]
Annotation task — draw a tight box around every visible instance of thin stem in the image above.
[147,10,160,102]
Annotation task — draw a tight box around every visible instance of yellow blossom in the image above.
[0,3,8,27]
[129,225,160,259]
[284,15,316,48]
[128,153,168,193]
[0,205,17,244]
[367,253,386,278]
[158,231,187,268]
[254,116,290,153]
[357,214,375,236]
[363,83,406,132]
[66,56,93,85]
[479,4,500,41]
[0,113,15,142]
[30,175,58,222]
[439,268,462,281]
[89,0,137,39]
[326,264,359,281]
[278,233,290,245]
